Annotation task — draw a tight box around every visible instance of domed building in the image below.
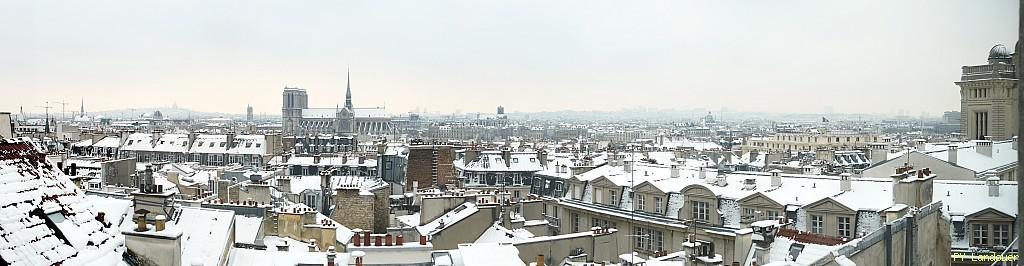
[956,44,1018,140]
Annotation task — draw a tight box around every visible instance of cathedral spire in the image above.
[344,69,353,111]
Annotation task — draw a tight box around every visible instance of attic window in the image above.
[245,143,252,148]
[530,158,536,163]
[220,143,226,147]
[127,140,134,145]
[513,158,519,163]
[255,144,261,148]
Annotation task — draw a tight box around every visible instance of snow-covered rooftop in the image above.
[0,139,126,265]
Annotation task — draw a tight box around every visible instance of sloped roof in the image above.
[0,139,125,265]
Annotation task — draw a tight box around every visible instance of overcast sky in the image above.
[0,0,1016,117]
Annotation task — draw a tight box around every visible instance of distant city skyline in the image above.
[0,0,1016,116]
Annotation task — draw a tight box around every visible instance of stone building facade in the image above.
[958,44,1019,141]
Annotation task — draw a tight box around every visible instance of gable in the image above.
[966,207,1014,222]
[803,197,855,214]
[591,176,618,189]
[738,192,783,208]
[681,184,716,199]
[632,181,665,195]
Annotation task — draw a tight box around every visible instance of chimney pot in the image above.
[396,235,404,246]
[385,234,393,246]
[419,235,427,245]
[154,215,166,231]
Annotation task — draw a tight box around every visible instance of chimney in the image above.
[502,148,512,167]
[624,159,633,172]
[536,255,545,266]
[670,164,680,178]
[135,213,147,232]
[326,246,337,266]
[839,173,852,192]
[308,239,317,252]
[714,173,728,186]
[1013,136,1019,150]
[987,176,1000,197]
[465,148,479,163]
[352,251,365,266]
[977,140,993,157]
[278,176,291,194]
[947,145,958,164]
[870,143,887,164]
[537,150,548,167]
[419,235,427,245]
[352,233,361,247]
[226,133,236,149]
[742,177,756,190]
[95,212,107,226]
[770,169,782,187]
[155,215,166,231]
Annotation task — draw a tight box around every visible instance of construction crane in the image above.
[35,101,52,134]
[52,100,69,121]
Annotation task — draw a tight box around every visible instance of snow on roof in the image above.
[72,139,93,147]
[474,223,534,244]
[767,236,847,265]
[455,151,543,173]
[120,133,154,151]
[0,139,126,265]
[227,247,344,266]
[301,108,340,119]
[417,202,479,236]
[534,152,607,179]
[934,180,1018,217]
[189,135,229,154]
[353,107,389,118]
[227,135,267,155]
[151,134,190,153]
[235,215,263,244]
[173,207,236,266]
[85,195,133,228]
[923,140,1016,174]
[451,243,525,266]
[285,156,376,167]
[92,136,122,148]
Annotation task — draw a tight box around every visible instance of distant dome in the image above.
[989,44,1011,59]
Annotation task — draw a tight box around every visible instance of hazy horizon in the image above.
[1,0,1016,117]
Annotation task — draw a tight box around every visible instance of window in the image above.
[811,215,824,234]
[993,224,1009,246]
[692,201,709,221]
[219,142,226,147]
[766,210,779,220]
[744,208,756,220]
[255,143,261,148]
[654,230,664,252]
[634,226,645,250]
[837,216,851,238]
[245,143,252,148]
[654,197,663,213]
[610,190,618,206]
[572,213,580,233]
[636,195,646,211]
[972,224,988,246]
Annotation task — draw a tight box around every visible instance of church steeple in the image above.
[344,69,353,111]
